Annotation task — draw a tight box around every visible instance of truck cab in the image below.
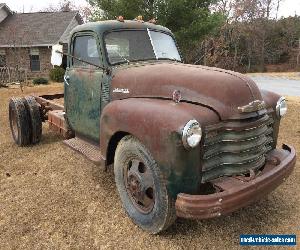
[64,20,181,142]
[8,19,296,234]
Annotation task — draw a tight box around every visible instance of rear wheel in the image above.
[23,96,42,144]
[9,98,31,146]
[114,135,176,234]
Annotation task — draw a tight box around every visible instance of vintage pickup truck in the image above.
[8,18,296,234]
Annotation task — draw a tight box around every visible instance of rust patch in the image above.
[48,110,74,139]
[111,62,264,120]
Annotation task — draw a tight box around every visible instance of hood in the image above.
[111,62,263,120]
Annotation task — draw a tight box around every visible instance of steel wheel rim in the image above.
[124,158,155,214]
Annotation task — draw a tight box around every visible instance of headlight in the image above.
[276,97,287,117]
[182,120,202,149]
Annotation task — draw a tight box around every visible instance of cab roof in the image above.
[71,20,172,37]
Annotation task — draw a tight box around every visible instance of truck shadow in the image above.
[39,131,65,146]
[161,196,294,237]
[90,163,295,238]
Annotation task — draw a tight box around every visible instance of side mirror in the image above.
[51,44,63,66]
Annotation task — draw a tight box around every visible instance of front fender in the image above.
[260,89,281,112]
[261,89,281,147]
[100,98,219,198]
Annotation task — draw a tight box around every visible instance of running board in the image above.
[63,137,102,165]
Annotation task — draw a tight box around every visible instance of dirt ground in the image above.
[0,84,299,250]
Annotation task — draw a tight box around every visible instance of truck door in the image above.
[64,33,104,142]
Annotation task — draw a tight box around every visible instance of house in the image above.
[0,3,83,78]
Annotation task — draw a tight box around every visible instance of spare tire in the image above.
[9,97,31,146]
[23,96,42,144]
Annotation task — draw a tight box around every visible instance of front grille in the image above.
[202,114,274,182]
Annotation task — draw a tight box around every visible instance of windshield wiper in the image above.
[157,57,182,63]
[170,57,182,63]
[116,51,130,64]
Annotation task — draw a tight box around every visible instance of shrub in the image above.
[32,77,49,85]
[49,67,65,82]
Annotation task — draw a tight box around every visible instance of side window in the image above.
[72,35,100,67]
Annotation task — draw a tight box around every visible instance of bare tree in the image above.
[43,0,76,12]
[275,0,283,19]
[211,0,235,20]
[42,0,91,21]
[1,18,30,86]
[6,20,30,70]
[231,0,282,21]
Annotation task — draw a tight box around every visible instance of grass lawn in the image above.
[0,84,299,249]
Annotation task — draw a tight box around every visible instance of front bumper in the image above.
[175,144,296,219]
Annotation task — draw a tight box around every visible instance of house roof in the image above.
[0,3,13,14]
[0,11,83,47]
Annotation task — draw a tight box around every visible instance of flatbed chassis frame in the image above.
[33,93,74,139]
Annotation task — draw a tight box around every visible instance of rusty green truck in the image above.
[8,19,296,234]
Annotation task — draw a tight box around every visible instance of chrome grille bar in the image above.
[202,114,274,183]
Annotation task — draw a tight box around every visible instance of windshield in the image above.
[105,30,181,65]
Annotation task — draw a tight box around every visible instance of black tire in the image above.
[23,96,42,144]
[9,97,31,146]
[114,135,176,234]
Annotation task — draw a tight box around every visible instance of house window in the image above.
[30,48,40,71]
[0,49,6,67]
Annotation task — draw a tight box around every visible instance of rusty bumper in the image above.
[175,144,296,219]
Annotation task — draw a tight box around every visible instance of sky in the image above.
[278,0,300,17]
[1,0,300,17]
[1,0,88,13]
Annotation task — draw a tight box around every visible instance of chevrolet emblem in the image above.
[238,100,266,113]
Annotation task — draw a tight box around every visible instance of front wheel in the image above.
[114,135,176,234]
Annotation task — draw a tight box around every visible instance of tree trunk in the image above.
[297,39,300,65]
[233,43,238,71]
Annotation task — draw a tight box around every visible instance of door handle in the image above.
[64,75,70,85]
